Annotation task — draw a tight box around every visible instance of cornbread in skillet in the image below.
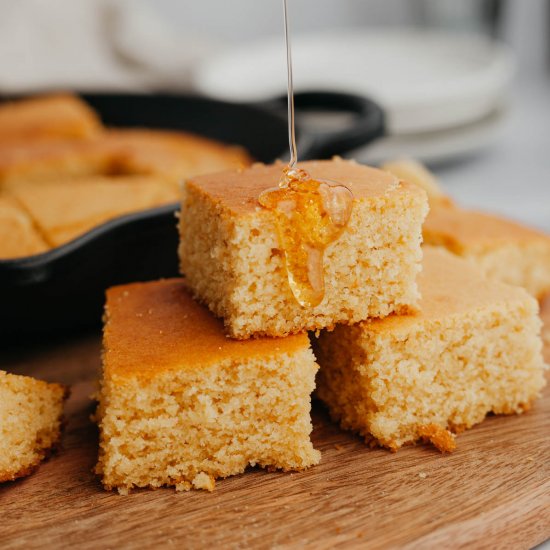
[0,94,103,142]
[0,371,67,482]
[315,247,546,452]
[179,158,428,339]
[424,205,550,300]
[9,175,178,247]
[101,129,251,183]
[0,138,114,187]
[0,129,251,188]
[96,279,320,493]
[0,195,48,258]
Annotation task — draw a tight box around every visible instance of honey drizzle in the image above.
[282,0,297,171]
[258,0,354,308]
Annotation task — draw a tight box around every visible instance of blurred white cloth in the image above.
[0,0,214,92]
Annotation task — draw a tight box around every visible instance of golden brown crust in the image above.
[186,158,419,216]
[0,128,252,187]
[0,138,115,185]
[102,129,252,177]
[366,247,533,332]
[0,194,49,258]
[0,93,103,142]
[104,279,310,380]
[9,175,179,247]
[424,205,550,251]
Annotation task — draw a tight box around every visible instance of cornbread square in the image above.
[0,129,250,188]
[0,195,48,259]
[0,139,114,187]
[179,159,428,339]
[9,175,178,247]
[96,279,320,493]
[315,246,547,452]
[0,93,102,142]
[424,205,550,299]
[101,129,251,182]
[0,371,67,482]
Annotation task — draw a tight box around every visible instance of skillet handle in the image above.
[260,91,386,160]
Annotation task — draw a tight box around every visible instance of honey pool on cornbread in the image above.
[96,279,320,493]
[258,166,354,308]
[315,246,546,452]
[179,158,428,339]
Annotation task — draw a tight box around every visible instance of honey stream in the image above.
[258,0,354,308]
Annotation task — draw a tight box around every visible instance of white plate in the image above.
[353,105,507,165]
[193,28,514,135]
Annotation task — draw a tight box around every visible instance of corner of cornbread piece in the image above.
[96,279,320,493]
[0,371,68,482]
[315,246,547,452]
[381,158,454,208]
[0,195,49,259]
[423,205,550,300]
[179,158,429,339]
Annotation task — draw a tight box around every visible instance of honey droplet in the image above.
[259,167,353,307]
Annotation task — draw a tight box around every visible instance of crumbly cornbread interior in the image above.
[315,247,547,451]
[0,371,67,482]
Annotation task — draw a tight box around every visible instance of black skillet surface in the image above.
[0,91,385,335]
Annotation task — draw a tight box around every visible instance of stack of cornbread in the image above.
[1,95,547,491]
[95,157,547,493]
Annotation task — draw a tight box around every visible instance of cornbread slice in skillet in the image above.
[0,129,251,188]
[0,195,48,258]
[101,129,251,182]
[96,279,320,494]
[0,93,103,142]
[9,175,178,247]
[179,158,428,339]
[424,205,550,300]
[0,371,68,482]
[0,138,114,187]
[315,247,546,452]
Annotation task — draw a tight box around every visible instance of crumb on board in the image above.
[418,424,456,453]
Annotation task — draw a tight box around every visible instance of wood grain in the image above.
[1,302,549,550]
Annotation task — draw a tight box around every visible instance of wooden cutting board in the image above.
[1,302,549,549]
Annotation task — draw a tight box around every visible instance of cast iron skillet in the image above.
[0,91,385,335]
